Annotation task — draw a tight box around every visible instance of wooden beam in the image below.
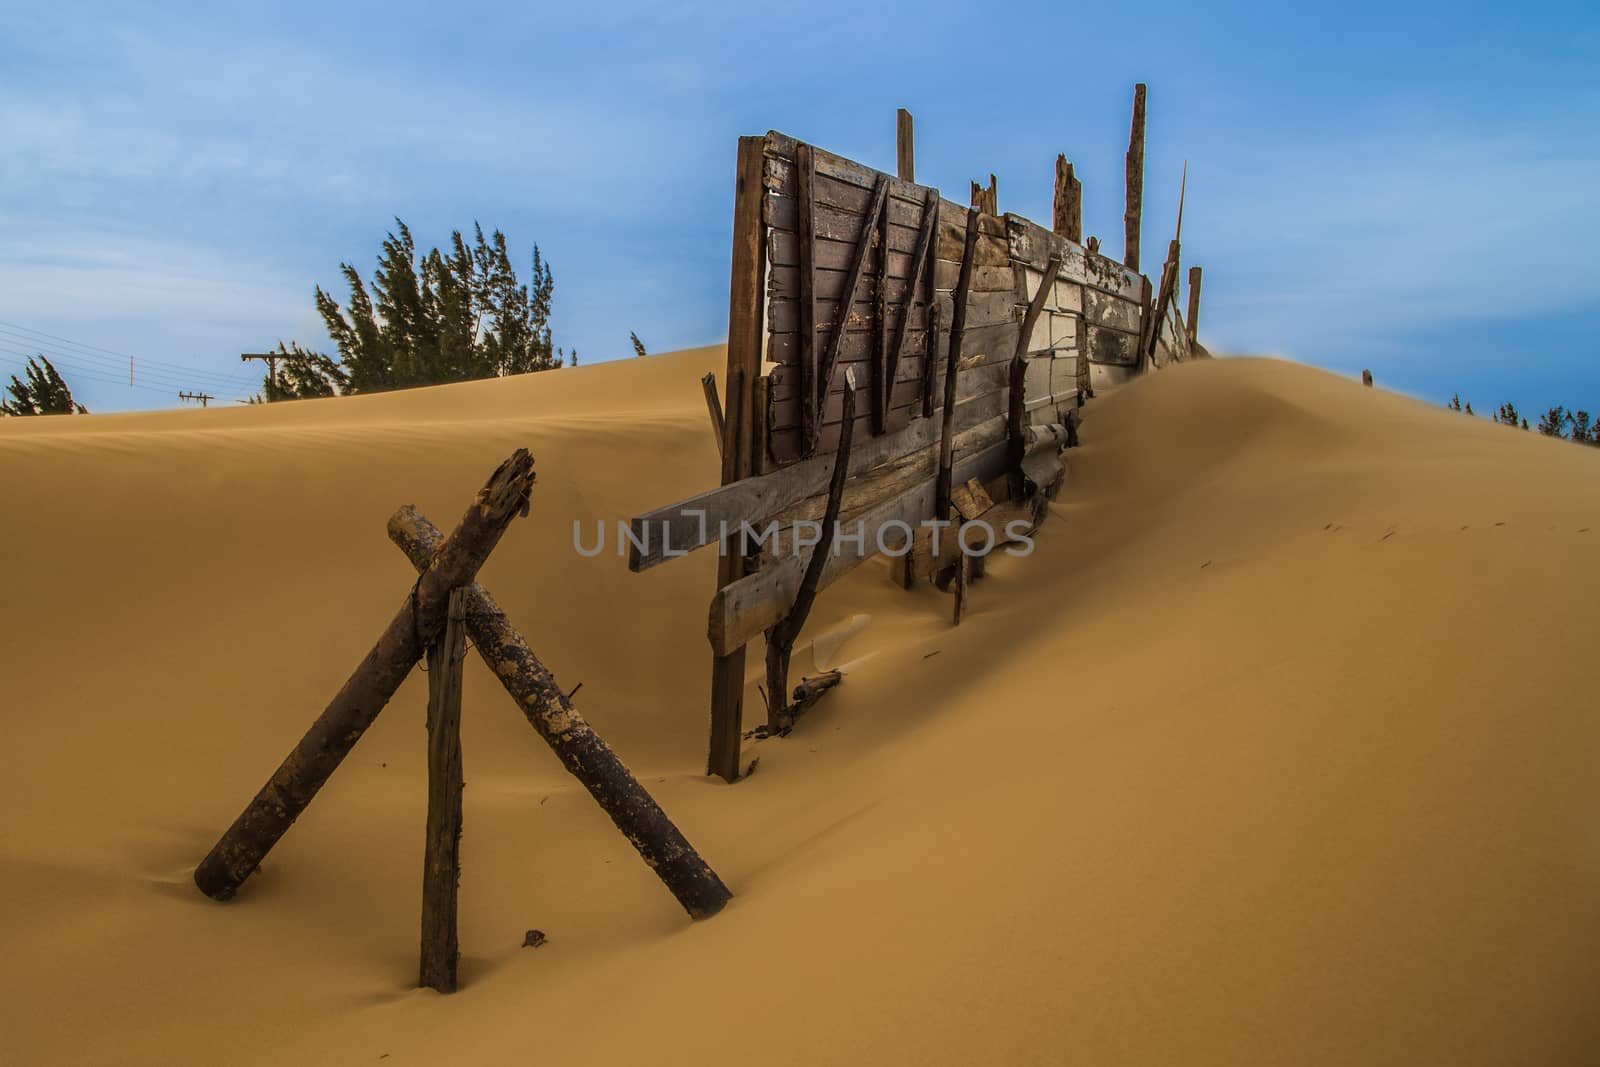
[1053,155,1082,243]
[896,108,914,182]
[812,176,888,454]
[766,370,858,731]
[708,436,1010,655]
[419,587,467,994]
[795,143,818,447]
[389,510,733,920]
[1014,252,1063,362]
[937,208,983,520]
[1124,83,1146,273]
[707,134,768,784]
[885,189,940,430]
[193,450,537,901]
[701,372,724,456]
[1006,355,1028,500]
[1186,265,1202,344]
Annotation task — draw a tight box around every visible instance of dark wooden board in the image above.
[1087,322,1140,366]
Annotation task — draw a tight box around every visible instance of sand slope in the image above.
[2,350,1597,1065]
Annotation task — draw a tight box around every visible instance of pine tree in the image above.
[1448,394,1462,412]
[1464,402,1474,415]
[1494,402,1521,427]
[1537,407,1568,437]
[1569,410,1594,444]
[301,219,559,398]
[2,356,87,415]
[631,332,648,358]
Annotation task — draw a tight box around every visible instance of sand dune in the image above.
[2,349,1597,1065]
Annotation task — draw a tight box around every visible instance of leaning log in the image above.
[388,509,733,920]
[420,587,468,994]
[194,450,537,902]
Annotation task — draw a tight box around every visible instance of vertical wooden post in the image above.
[1186,265,1202,344]
[795,144,817,448]
[952,552,969,625]
[1053,155,1082,243]
[985,174,997,216]
[937,208,982,519]
[707,136,768,783]
[896,108,914,182]
[1006,354,1028,500]
[1124,83,1146,273]
[420,587,467,994]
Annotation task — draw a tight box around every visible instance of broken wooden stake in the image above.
[765,370,859,732]
[1124,83,1146,272]
[953,551,969,625]
[1186,265,1202,345]
[1053,155,1082,243]
[792,670,843,716]
[701,372,725,456]
[388,509,733,920]
[194,450,537,902]
[420,587,468,994]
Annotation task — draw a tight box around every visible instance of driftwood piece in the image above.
[896,109,914,182]
[420,587,468,994]
[936,208,982,520]
[701,372,725,455]
[793,670,843,714]
[193,450,537,902]
[765,371,858,731]
[1124,83,1146,272]
[388,510,733,920]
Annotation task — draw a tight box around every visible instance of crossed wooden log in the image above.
[193,449,731,993]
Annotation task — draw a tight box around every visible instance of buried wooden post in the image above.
[1006,355,1028,500]
[764,370,859,732]
[701,372,725,456]
[1124,83,1146,273]
[953,551,969,625]
[193,450,537,902]
[896,108,914,182]
[388,510,733,920]
[420,587,468,994]
[1186,265,1202,345]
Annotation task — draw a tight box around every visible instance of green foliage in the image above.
[283,219,559,400]
[1537,407,1568,436]
[2,356,87,415]
[1568,411,1593,444]
[1493,402,1521,427]
[1448,394,1462,412]
[630,332,648,358]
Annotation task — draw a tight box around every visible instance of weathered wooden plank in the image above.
[937,208,982,519]
[1187,264,1202,344]
[885,190,940,434]
[811,176,888,453]
[794,143,817,448]
[1087,322,1139,366]
[708,437,1012,656]
[419,586,467,994]
[934,289,1018,331]
[1081,286,1143,334]
[1006,215,1143,302]
[768,293,927,335]
[1054,154,1082,243]
[897,108,914,181]
[707,134,769,783]
[1014,253,1063,360]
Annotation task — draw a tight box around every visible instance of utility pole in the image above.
[240,351,280,393]
[178,391,215,408]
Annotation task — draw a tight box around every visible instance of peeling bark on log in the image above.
[193,450,537,902]
[388,510,733,921]
[792,670,843,716]
[420,587,467,994]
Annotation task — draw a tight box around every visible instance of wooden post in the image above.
[1006,355,1028,500]
[707,135,768,783]
[389,511,733,920]
[420,587,467,993]
[886,190,940,429]
[795,143,818,448]
[952,552,969,625]
[701,372,725,455]
[936,208,982,519]
[1053,155,1082,243]
[896,108,914,182]
[1124,83,1146,273]
[765,370,858,732]
[194,450,536,901]
[1186,265,1202,344]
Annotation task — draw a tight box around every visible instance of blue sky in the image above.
[2,0,1596,416]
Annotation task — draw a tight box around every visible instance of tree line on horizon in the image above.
[1448,394,1597,443]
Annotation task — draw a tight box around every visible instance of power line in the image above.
[0,324,258,392]
[0,319,254,382]
[177,391,216,408]
[0,337,240,393]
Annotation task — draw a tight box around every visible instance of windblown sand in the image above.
[2,350,1596,1064]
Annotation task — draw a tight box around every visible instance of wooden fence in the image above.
[631,85,1204,781]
